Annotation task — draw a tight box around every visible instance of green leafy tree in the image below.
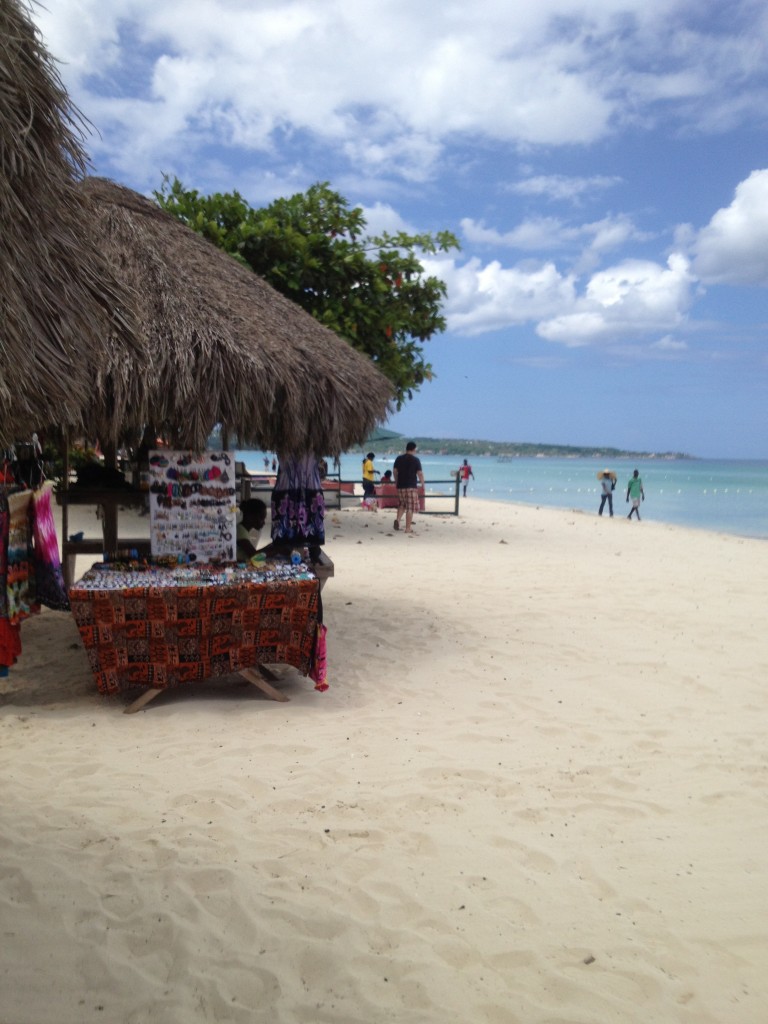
[154,177,459,406]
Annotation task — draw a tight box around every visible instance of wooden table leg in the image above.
[239,667,290,702]
[123,687,163,714]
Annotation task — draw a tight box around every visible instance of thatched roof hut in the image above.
[0,0,141,445]
[78,177,394,455]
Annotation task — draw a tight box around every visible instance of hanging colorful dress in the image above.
[0,482,68,673]
[32,481,69,611]
[0,490,35,671]
[270,454,326,548]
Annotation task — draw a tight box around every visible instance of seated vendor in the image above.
[380,470,393,484]
[236,498,267,560]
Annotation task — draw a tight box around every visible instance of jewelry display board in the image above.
[148,451,236,562]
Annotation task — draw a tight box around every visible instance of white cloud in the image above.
[342,130,443,184]
[420,240,696,346]
[537,253,695,345]
[32,1,768,187]
[693,169,768,285]
[461,216,575,250]
[461,214,650,272]
[358,202,416,238]
[425,256,577,336]
[587,216,646,255]
[651,335,688,352]
[508,174,622,203]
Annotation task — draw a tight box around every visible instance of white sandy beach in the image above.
[1,498,767,1024]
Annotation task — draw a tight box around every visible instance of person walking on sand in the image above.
[459,458,475,497]
[393,441,424,534]
[598,469,615,517]
[626,469,645,520]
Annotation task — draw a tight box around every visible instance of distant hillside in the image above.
[365,437,691,459]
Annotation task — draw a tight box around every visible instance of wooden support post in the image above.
[61,431,69,559]
[101,441,119,557]
[239,666,290,702]
[123,687,163,714]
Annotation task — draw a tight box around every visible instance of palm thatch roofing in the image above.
[0,0,141,445]
[78,177,394,455]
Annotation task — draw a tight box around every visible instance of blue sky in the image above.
[34,0,768,458]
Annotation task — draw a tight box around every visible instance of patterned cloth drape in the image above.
[70,567,323,695]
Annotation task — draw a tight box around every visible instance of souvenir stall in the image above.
[3,3,388,711]
[67,450,329,712]
[59,182,395,713]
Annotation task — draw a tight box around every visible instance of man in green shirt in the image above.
[626,469,645,520]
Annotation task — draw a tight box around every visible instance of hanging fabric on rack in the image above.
[6,490,37,622]
[0,477,68,672]
[32,481,69,611]
[0,494,21,672]
[0,458,15,485]
[0,495,9,620]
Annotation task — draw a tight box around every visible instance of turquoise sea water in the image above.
[236,451,768,540]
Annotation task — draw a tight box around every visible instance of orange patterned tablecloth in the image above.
[69,568,321,695]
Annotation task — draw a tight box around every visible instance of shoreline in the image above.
[2,498,767,1023]
[236,450,768,541]
[465,492,768,542]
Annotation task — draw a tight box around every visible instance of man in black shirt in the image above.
[392,441,425,534]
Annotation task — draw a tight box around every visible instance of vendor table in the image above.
[69,561,324,712]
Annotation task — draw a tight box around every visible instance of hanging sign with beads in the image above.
[148,451,237,562]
